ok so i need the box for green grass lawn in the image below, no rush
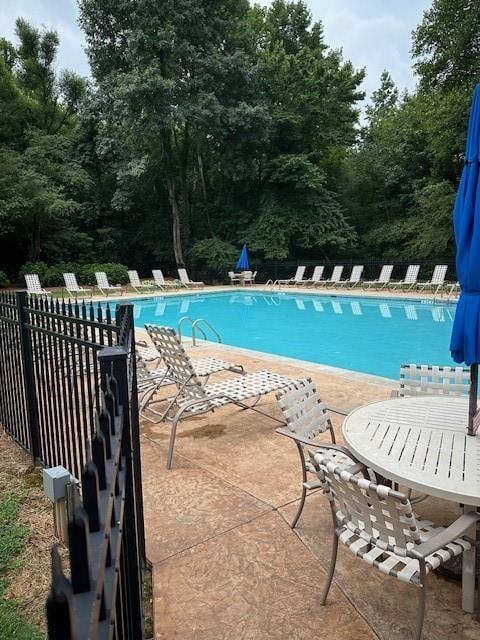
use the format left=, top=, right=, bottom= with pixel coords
left=0, top=493, right=44, bottom=640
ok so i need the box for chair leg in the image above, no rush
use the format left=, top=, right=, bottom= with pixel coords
left=414, top=563, right=427, bottom=640
left=320, top=528, right=339, bottom=605
left=291, top=443, right=308, bottom=529
left=166, top=408, right=185, bottom=469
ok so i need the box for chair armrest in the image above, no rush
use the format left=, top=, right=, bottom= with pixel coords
left=136, top=340, right=148, bottom=348
left=275, top=427, right=361, bottom=466
left=410, top=513, right=480, bottom=560
left=325, top=404, right=348, bottom=416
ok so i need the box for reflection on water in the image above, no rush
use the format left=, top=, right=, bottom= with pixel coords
left=379, top=303, right=391, bottom=318
left=331, top=300, right=342, bottom=314
left=351, top=301, right=362, bottom=316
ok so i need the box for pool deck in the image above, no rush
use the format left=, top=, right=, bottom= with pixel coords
left=137, top=332, right=477, bottom=640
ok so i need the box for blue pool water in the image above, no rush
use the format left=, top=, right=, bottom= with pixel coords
left=123, top=291, right=457, bottom=380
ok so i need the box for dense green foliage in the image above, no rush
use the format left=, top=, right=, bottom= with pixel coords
left=0, top=0, right=477, bottom=282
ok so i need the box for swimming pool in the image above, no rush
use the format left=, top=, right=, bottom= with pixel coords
left=125, top=291, right=457, bottom=380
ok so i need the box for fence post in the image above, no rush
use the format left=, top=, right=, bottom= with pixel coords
left=15, top=291, right=40, bottom=461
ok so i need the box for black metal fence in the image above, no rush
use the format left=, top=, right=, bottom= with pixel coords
left=0, top=291, right=145, bottom=639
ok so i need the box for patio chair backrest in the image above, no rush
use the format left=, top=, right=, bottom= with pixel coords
left=330, top=265, right=343, bottom=282
left=178, top=268, right=190, bottom=284
left=398, top=364, right=471, bottom=397
left=25, top=274, right=44, bottom=293
left=311, top=266, right=324, bottom=281
left=349, top=265, right=363, bottom=282
left=431, top=264, right=448, bottom=284
left=145, top=325, right=209, bottom=404
left=128, top=270, right=141, bottom=286
left=404, top=264, right=420, bottom=284
left=95, top=272, right=110, bottom=288
left=294, top=266, right=306, bottom=281
left=63, top=273, right=80, bottom=291
left=378, top=265, right=393, bottom=283
left=312, top=455, right=421, bottom=555
left=276, top=378, right=333, bottom=441
left=152, top=270, right=166, bottom=285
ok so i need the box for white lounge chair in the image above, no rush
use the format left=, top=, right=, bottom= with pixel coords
left=417, top=265, right=448, bottom=294
left=275, top=378, right=353, bottom=528
left=95, top=272, right=123, bottom=296
left=128, top=270, right=153, bottom=293
left=310, top=452, right=477, bottom=640
left=178, top=268, right=204, bottom=288
left=320, top=265, right=344, bottom=287
left=63, top=273, right=91, bottom=298
left=25, top=274, right=51, bottom=297
left=337, top=265, right=364, bottom=288
left=144, top=325, right=293, bottom=468
left=302, top=266, right=325, bottom=286
left=363, top=265, right=393, bottom=289
left=277, top=266, right=306, bottom=286
left=389, top=264, right=420, bottom=290
left=152, top=270, right=178, bottom=290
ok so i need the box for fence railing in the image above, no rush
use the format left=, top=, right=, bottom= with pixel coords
left=0, top=291, right=145, bottom=640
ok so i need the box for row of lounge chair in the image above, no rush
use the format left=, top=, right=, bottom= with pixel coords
left=24, top=268, right=204, bottom=297
left=276, top=264, right=452, bottom=294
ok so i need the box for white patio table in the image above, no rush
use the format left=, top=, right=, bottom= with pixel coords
left=342, top=395, right=480, bottom=613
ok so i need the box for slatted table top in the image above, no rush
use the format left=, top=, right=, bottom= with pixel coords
left=343, top=396, right=480, bottom=506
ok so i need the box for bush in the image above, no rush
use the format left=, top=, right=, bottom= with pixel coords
left=189, top=237, right=238, bottom=269
left=79, top=263, right=129, bottom=286
left=0, top=271, right=10, bottom=288
left=18, top=261, right=50, bottom=284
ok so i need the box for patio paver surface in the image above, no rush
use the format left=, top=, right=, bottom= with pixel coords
left=140, top=341, right=478, bottom=639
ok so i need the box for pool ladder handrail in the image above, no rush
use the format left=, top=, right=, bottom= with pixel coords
left=177, top=316, right=222, bottom=346
left=263, top=279, right=281, bottom=290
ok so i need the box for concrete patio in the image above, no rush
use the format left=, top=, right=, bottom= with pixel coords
left=139, top=340, right=478, bottom=640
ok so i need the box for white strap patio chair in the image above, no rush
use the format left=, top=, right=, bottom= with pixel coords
left=228, top=271, right=242, bottom=285
left=63, top=273, right=91, bottom=298
left=25, top=274, right=51, bottom=297
left=395, top=364, right=471, bottom=398
left=302, top=265, right=325, bottom=286
left=242, top=270, right=256, bottom=285
left=319, top=265, right=344, bottom=287
left=277, top=265, right=306, bottom=286
left=337, top=265, right=364, bottom=288
left=389, top=264, right=420, bottom=290
left=152, top=270, right=178, bottom=290
left=95, top=272, right=123, bottom=296
left=145, top=324, right=293, bottom=468
left=128, top=270, right=153, bottom=292
left=177, top=268, right=204, bottom=288
left=417, top=265, right=448, bottom=294
left=363, top=265, right=393, bottom=289
left=309, top=453, right=478, bottom=640
left=275, top=378, right=355, bottom=528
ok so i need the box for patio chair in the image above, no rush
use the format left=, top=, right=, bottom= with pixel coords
left=389, top=264, right=420, bottom=290
left=319, top=265, right=344, bottom=287
left=241, top=270, right=256, bottom=285
left=363, top=265, right=393, bottom=289
left=302, top=266, right=325, bottom=286
left=337, top=265, right=364, bottom=288
left=277, top=266, right=306, bottom=286
left=152, top=270, right=178, bottom=290
left=95, top=272, right=123, bottom=296
left=63, top=273, right=91, bottom=298
left=417, top=265, right=448, bottom=294
left=394, top=363, right=471, bottom=398
left=178, top=268, right=204, bottom=288
left=25, top=274, right=51, bottom=297
left=228, top=271, right=243, bottom=285
left=144, top=324, right=293, bottom=468
left=275, top=378, right=358, bottom=528
left=309, top=453, right=477, bottom=640
left=128, top=270, right=153, bottom=293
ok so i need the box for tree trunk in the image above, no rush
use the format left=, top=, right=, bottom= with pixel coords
left=167, top=178, right=184, bottom=267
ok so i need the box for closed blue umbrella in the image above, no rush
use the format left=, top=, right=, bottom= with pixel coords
left=450, top=83, right=480, bottom=434
left=236, top=244, right=249, bottom=271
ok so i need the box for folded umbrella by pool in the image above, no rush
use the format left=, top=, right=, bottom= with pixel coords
left=236, top=244, right=249, bottom=271
left=450, top=83, right=480, bottom=435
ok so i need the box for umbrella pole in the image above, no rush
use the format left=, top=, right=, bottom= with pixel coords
left=468, top=363, right=478, bottom=435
